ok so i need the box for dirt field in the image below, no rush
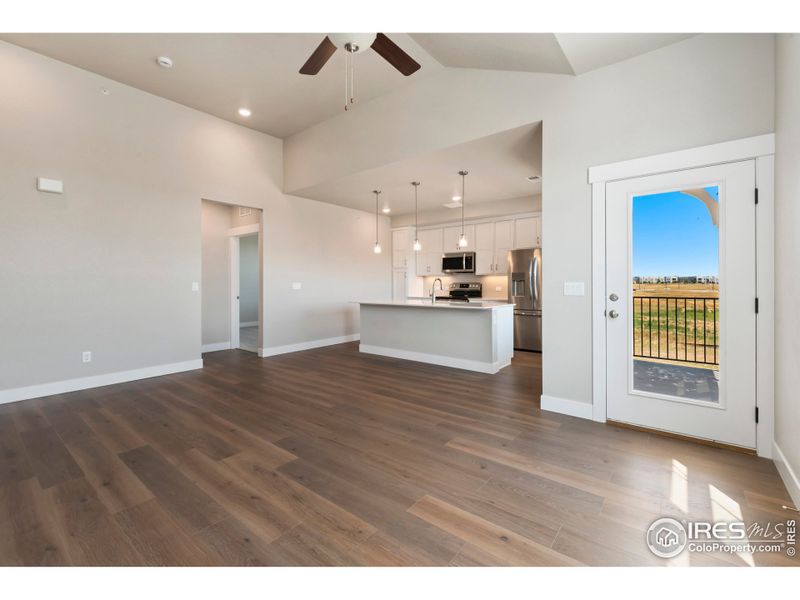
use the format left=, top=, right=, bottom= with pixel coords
left=632, top=283, right=719, bottom=298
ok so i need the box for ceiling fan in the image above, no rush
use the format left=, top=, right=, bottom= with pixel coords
left=299, top=33, right=421, bottom=77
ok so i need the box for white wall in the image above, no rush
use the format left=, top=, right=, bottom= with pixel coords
left=390, top=195, right=540, bottom=228
left=239, top=234, right=259, bottom=324
left=0, top=40, right=391, bottom=395
left=774, top=34, right=800, bottom=504
left=285, top=34, right=775, bottom=408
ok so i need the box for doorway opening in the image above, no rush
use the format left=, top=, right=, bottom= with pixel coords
left=200, top=200, right=263, bottom=355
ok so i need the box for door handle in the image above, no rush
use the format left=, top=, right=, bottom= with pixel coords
left=608, top=309, right=619, bottom=319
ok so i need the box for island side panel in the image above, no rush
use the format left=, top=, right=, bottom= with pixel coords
left=492, top=305, right=515, bottom=369
left=359, top=304, right=497, bottom=372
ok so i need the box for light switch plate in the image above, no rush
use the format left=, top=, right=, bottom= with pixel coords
left=563, top=281, right=585, bottom=296
left=292, top=282, right=302, bottom=290
left=37, top=177, right=64, bottom=194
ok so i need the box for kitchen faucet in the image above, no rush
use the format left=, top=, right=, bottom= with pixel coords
left=430, top=278, right=444, bottom=303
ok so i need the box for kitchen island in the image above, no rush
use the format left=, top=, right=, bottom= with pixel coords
left=357, top=299, right=514, bottom=373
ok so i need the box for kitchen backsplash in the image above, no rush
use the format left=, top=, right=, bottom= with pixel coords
left=421, top=274, right=508, bottom=299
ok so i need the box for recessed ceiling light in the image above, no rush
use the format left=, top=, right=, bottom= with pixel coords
left=382, top=207, right=391, bottom=214
left=452, top=195, right=462, bottom=202
left=238, top=108, right=252, bottom=117
left=527, top=175, right=541, bottom=182
left=156, top=56, right=173, bottom=69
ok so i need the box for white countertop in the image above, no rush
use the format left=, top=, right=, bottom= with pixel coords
left=357, top=299, right=514, bottom=310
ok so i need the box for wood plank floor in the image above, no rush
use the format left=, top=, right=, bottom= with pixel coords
left=0, top=343, right=796, bottom=566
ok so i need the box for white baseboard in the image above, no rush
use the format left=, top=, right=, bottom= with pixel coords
left=540, top=394, right=594, bottom=420
left=0, top=359, right=204, bottom=406
left=359, top=344, right=509, bottom=374
left=240, top=321, right=258, bottom=328
left=201, top=341, right=231, bottom=353
left=259, top=334, right=360, bottom=357
left=773, top=441, right=800, bottom=510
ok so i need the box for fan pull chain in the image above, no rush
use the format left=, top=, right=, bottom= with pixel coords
left=344, top=50, right=349, bottom=111
left=350, top=51, right=355, bottom=105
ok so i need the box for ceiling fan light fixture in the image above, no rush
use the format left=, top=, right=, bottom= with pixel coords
left=328, top=33, right=377, bottom=54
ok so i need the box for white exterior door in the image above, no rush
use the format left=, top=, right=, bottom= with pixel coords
left=605, top=160, right=757, bottom=449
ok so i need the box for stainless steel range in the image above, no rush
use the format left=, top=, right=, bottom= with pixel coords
left=448, top=282, right=481, bottom=301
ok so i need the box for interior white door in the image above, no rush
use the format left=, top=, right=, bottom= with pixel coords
left=606, top=160, right=756, bottom=448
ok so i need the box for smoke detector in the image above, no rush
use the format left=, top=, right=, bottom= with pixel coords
left=156, top=56, right=174, bottom=69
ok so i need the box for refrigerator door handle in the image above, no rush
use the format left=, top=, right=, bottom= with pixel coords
left=533, top=255, right=540, bottom=305
left=528, top=258, right=534, bottom=300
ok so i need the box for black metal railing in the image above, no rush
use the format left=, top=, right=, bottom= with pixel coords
left=632, top=296, right=719, bottom=365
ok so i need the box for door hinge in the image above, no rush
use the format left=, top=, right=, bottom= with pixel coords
left=755, top=406, right=760, bottom=423
left=755, top=297, right=759, bottom=314
left=755, top=187, right=759, bottom=204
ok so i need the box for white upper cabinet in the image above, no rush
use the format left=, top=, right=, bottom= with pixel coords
left=494, top=220, right=514, bottom=274
left=392, top=228, right=412, bottom=270
left=474, top=222, right=495, bottom=275
left=443, top=224, right=475, bottom=252
left=410, top=213, right=540, bottom=277
left=514, top=216, right=542, bottom=249
left=415, top=228, right=444, bottom=276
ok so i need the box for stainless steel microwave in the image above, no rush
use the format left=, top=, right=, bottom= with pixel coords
left=442, top=252, right=476, bottom=274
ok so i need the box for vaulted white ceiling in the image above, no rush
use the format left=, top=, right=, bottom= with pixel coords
left=0, top=33, right=443, bottom=138
left=1, top=33, right=695, bottom=138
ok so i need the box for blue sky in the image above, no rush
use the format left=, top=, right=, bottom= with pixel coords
left=632, top=187, right=719, bottom=277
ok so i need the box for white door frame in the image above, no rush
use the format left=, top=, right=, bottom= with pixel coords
left=588, top=134, right=774, bottom=458
left=229, top=223, right=260, bottom=352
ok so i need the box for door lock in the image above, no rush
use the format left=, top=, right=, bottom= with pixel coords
left=608, top=309, right=619, bottom=319
left=609, top=293, right=619, bottom=302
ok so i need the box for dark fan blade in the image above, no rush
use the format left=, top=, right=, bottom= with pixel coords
left=371, top=33, right=421, bottom=76
left=299, top=36, right=337, bottom=75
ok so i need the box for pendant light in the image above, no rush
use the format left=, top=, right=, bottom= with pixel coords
left=372, top=189, right=382, bottom=254
left=411, top=181, right=422, bottom=251
left=458, top=170, right=469, bottom=248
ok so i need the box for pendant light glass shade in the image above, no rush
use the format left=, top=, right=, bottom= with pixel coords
left=458, top=170, right=468, bottom=248
left=372, top=190, right=382, bottom=254
left=411, top=181, right=421, bottom=251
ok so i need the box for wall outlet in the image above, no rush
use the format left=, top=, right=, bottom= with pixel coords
left=191, top=281, right=200, bottom=292
left=291, top=282, right=302, bottom=290
left=82, top=351, right=92, bottom=363
left=495, top=286, right=503, bottom=292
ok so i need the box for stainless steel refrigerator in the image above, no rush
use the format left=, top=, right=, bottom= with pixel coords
left=508, top=248, right=542, bottom=351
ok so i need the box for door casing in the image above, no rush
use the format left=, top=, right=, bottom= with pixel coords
left=588, top=134, right=775, bottom=457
